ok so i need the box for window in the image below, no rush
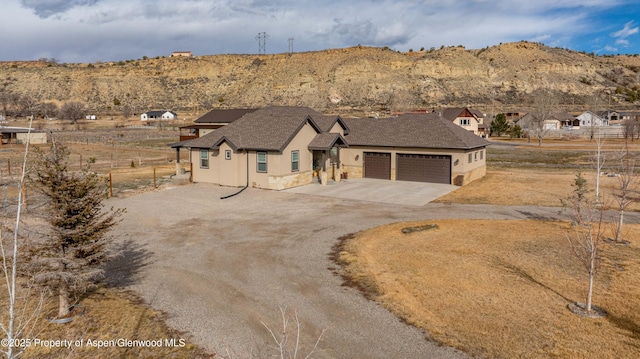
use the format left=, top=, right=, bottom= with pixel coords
left=225, top=150, right=231, bottom=160
left=200, top=149, right=209, bottom=168
left=468, top=153, right=472, bottom=163
left=257, top=152, right=267, bottom=172
left=460, top=118, right=471, bottom=126
left=480, top=150, right=484, bottom=160
left=291, top=150, right=300, bottom=172
left=474, top=152, right=478, bottom=161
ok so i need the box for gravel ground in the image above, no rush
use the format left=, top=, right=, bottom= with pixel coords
left=106, top=183, right=640, bottom=358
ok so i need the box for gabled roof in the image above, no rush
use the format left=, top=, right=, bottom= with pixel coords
left=343, top=113, right=490, bottom=150
left=194, top=108, right=258, bottom=124
left=440, top=108, right=478, bottom=122
left=183, top=106, right=323, bottom=152
left=550, top=112, right=576, bottom=121
left=143, top=110, right=176, bottom=117
left=313, top=115, right=350, bottom=134
left=308, top=132, right=348, bottom=150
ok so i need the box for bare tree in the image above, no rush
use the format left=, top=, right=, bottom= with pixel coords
left=561, top=172, right=606, bottom=317
left=609, top=140, right=639, bottom=244
left=18, top=95, right=41, bottom=122
left=40, top=102, right=58, bottom=120
left=529, top=88, right=559, bottom=146
left=59, top=101, right=87, bottom=124
left=586, top=94, right=601, bottom=142
left=1, top=118, right=44, bottom=359
left=28, top=140, right=124, bottom=318
left=593, top=130, right=606, bottom=201
left=261, top=306, right=328, bottom=359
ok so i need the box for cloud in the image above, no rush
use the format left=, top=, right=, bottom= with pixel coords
left=612, top=20, right=639, bottom=39
left=21, top=0, right=99, bottom=18
left=615, top=39, right=629, bottom=46
left=2, top=0, right=637, bottom=62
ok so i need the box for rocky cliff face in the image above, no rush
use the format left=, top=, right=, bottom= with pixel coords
left=1, top=42, right=639, bottom=116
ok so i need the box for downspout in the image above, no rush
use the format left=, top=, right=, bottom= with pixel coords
left=220, top=150, right=249, bottom=200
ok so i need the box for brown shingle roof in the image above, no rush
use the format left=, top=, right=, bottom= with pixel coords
left=194, top=108, right=258, bottom=124
left=308, top=132, right=348, bottom=150
left=313, top=115, right=350, bottom=134
left=440, top=108, right=471, bottom=121
left=343, top=113, right=490, bottom=150
left=184, top=106, right=322, bottom=151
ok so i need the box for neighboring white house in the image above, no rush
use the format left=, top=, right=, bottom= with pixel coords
left=171, top=51, right=192, bottom=57
left=141, top=111, right=178, bottom=121
left=577, top=111, right=607, bottom=127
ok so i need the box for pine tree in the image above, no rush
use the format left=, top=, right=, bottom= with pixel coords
left=490, top=113, right=510, bottom=136
left=29, top=140, right=124, bottom=318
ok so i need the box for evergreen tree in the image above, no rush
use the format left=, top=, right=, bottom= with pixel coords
left=490, top=113, right=510, bottom=136
left=29, top=141, right=124, bottom=318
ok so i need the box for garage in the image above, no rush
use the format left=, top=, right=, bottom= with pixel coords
left=396, top=154, right=451, bottom=184
left=363, top=152, right=391, bottom=179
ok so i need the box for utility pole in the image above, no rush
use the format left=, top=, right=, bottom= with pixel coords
left=288, top=37, right=294, bottom=54
left=255, top=32, right=269, bottom=55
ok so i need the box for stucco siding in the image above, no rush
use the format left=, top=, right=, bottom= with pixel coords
left=341, top=146, right=486, bottom=186
left=329, top=122, right=345, bottom=136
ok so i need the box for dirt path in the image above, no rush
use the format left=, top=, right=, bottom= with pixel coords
left=107, top=183, right=639, bottom=358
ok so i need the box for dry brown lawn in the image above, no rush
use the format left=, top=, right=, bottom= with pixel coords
left=436, top=167, right=640, bottom=211
left=0, top=287, right=212, bottom=358
left=435, top=168, right=576, bottom=207
left=339, top=220, right=640, bottom=359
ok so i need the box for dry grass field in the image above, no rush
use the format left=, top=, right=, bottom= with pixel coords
left=338, top=137, right=640, bottom=358
left=0, top=127, right=207, bottom=357
left=338, top=220, right=640, bottom=359
left=0, top=286, right=212, bottom=358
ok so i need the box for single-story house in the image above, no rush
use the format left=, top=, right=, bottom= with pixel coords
left=179, top=108, right=257, bottom=141
left=171, top=51, right=193, bottom=57
left=173, top=106, right=490, bottom=190
left=439, top=108, right=484, bottom=136
left=141, top=111, right=178, bottom=121
left=516, top=112, right=577, bottom=130
left=577, top=111, right=607, bottom=127
left=0, top=126, right=47, bottom=145
left=619, top=111, right=640, bottom=122
left=597, top=110, right=620, bottom=123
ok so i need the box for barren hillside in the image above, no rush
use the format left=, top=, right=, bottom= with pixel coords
left=1, top=42, right=639, bottom=116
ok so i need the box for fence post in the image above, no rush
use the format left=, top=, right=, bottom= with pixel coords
left=109, top=172, right=113, bottom=198
left=153, top=168, right=157, bottom=189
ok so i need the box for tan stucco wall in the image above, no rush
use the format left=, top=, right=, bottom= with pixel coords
left=341, top=146, right=487, bottom=186
left=329, top=122, right=345, bottom=135
left=192, top=122, right=317, bottom=190
left=200, top=128, right=216, bottom=137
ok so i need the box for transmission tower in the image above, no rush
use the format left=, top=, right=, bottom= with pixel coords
left=255, top=32, right=269, bottom=55
left=288, top=37, right=294, bottom=54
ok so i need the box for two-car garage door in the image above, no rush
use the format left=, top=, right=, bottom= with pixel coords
left=363, top=152, right=451, bottom=184
left=396, top=154, right=451, bottom=184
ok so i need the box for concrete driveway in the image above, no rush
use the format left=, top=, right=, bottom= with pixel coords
left=283, top=178, right=458, bottom=206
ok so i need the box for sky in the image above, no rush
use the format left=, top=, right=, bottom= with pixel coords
left=1, top=0, right=639, bottom=63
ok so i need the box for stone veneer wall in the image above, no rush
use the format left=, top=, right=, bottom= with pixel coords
left=268, top=171, right=313, bottom=190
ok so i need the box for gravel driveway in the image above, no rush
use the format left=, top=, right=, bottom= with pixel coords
left=107, top=183, right=640, bottom=358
